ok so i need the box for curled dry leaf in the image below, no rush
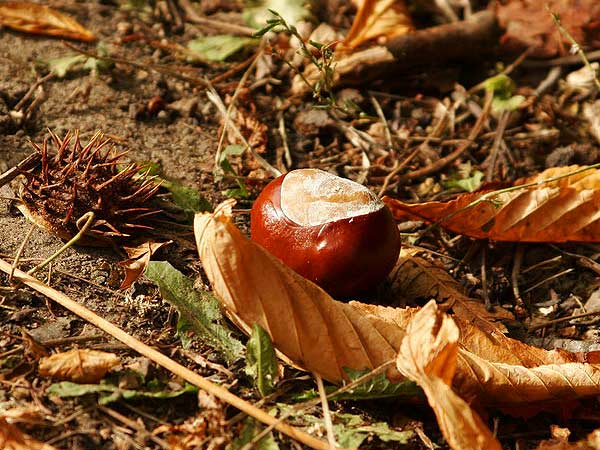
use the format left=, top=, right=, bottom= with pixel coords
left=391, top=248, right=513, bottom=332
left=453, top=314, right=600, bottom=406
left=0, top=418, right=58, bottom=450
left=384, top=166, right=600, bottom=242
left=535, top=428, right=600, bottom=450
left=343, top=0, right=414, bottom=50
left=195, top=202, right=600, bottom=407
left=454, top=348, right=600, bottom=407
left=396, top=301, right=502, bottom=450
left=119, top=240, right=172, bottom=289
left=0, top=2, right=95, bottom=42
left=39, top=349, right=120, bottom=383
left=195, top=200, right=408, bottom=383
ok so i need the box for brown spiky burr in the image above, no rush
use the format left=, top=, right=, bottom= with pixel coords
left=18, top=130, right=161, bottom=244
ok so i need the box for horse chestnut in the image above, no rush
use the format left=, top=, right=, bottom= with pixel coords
left=250, top=169, right=401, bottom=298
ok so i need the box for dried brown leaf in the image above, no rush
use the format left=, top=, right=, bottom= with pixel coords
left=0, top=418, right=58, bottom=450
left=118, top=240, right=172, bottom=289
left=0, top=2, right=95, bottom=42
left=194, top=200, right=407, bottom=383
left=536, top=429, right=600, bottom=450
left=194, top=201, right=600, bottom=409
left=396, top=301, right=502, bottom=450
left=384, top=166, right=600, bottom=242
left=454, top=348, right=600, bottom=407
left=343, top=0, right=414, bottom=50
left=39, top=349, right=120, bottom=383
left=496, top=0, right=600, bottom=58
left=391, top=248, right=513, bottom=332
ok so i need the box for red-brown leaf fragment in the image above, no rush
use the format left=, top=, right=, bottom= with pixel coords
left=119, top=240, right=172, bottom=289
left=496, top=0, right=600, bottom=58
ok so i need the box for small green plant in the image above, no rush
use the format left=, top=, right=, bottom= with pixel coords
left=482, top=73, right=525, bottom=113
left=219, top=145, right=249, bottom=199
left=255, top=10, right=358, bottom=116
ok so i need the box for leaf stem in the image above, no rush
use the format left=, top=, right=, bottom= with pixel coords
left=548, top=7, right=600, bottom=91
left=28, top=211, right=95, bottom=275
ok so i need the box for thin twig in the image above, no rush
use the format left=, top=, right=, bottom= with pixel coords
left=239, top=360, right=397, bottom=447
left=179, top=0, right=255, bottom=36
left=0, top=152, right=41, bottom=189
left=10, top=224, right=35, bottom=282
left=315, top=373, right=337, bottom=450
left=99, top=405, right=169, bottom=449
left=486, top=109, right=510, bottom=181
left=522, top=268, right=574, bottom=294
left=0, top=259, right=330, bottom=450
left=397, top=91, right=492, bottom=184
left=480, top=247, right=491, bottom=312
left=511, top=245, right=525, bottom=309
left=529, top=309, right=600, bottom=331
left=13, top=72, right=55, bottom=112
left=64, top=42, right=209, bottom=87
left=206, top=72, right=281, bottom=178
left=549, top=7, right=600, bottom=91
left=369, top=93, right=394, bottom=153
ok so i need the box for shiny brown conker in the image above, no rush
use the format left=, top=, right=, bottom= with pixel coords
left=250, top=169, right=401, bottom=298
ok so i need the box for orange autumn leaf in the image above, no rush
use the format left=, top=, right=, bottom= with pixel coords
left=193, top=201, right=600, bottom=410
left=0, top=2, right=95, bottom=42
left=343, top=0, right=414, bottom=50
left=0, top=418, right=58, bottom=450
left=39, top=349, right=119, bottom=383
left=119, top=240, right=172, bottom=289
left=396, top=301, right=502, bottom=450
left=384, top=165, right=600, bottom=242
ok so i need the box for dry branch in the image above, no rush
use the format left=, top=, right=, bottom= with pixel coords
left=293, top=11, right=500, bottom=93
left=0, top=258, right=332, bottom=450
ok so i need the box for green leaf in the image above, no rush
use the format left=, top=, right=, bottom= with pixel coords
left=245, top=324, right=278, bottom=397
left=230, top=418, right=280, bottom=450
left=145, top=261, right=244, bottom=364
left=47, top=381, right=197, bottom=405
left=296, top=410, right=414, bottom=448
left=492, top=94, right=525, bottom=112
left=219, top=145, right=246, bottom=164
left=294, top=368, right=420, bottom=401
left=445, top=170, right=484, bottom=193
left=162, top=179, right=212, bottom=222
left=338, top=368, right=421, bottom=400
left=483, top=74, right=524, bottom=112
left=188, top=35, right=256, bottom=62
left=45, top=55, right=86, bottom=78
left=333, top=417, right=414, bottom=448
left=483, top=73, right=515, bottom=98
left=244, top=0, right=310, bottom=30
left=219, top=145, right=249, bottom=199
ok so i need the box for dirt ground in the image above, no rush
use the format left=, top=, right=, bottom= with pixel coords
left=3, top=1, right=600, bottom=449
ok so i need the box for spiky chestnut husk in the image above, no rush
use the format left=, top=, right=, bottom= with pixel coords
left=18, top=130, right=161, bottom=245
